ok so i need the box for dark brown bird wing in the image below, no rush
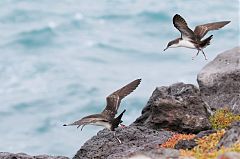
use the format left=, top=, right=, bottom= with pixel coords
left=194, top=21, right=230, bottom=40
left=101, top=79, right=141, bottom=119
left=173, top=14, right=196, bottom=41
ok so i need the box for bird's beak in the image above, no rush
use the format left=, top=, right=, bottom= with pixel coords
left=163, top=47, right=168, bottom=51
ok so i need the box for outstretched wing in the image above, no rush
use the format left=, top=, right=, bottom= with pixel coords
left=101, top=79, right=141, bottom=119
left=63, top=114, right=107, bottom=128
left=194, top=21, right=230, bottom=40
left=173, top=14, right=196, bottom=41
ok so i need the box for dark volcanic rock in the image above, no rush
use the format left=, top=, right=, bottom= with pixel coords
left=197, top=47, right=240, bottom=114
left=217, top=121, right=240, bottom=149
left=174, top=139, right=197, bottom=150
left=0, top=152, right=69, bottom=159
left=133, top=82, right=211, bottom=133
left=73, top=126, right=173, bottom=159
left=196, top=129, right=217, bottom=138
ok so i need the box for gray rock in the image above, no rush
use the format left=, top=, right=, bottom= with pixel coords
left=0, top=152, right=69, bottom=159
left=217, top=152, right=240, bottom=159
left=133, top=83, right=211, bottom=133
left=73, top=126, right=173, bottom=159
left=217, top=121, right=240, bottom=149
left=197, top=47, right=240, bottom=114
left=174, top=139, right=197, bottom=150
left=123, top=148, right=179, bottom=159
left=195, top=129, right=217, bottom=138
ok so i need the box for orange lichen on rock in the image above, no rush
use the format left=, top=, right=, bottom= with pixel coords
left=178, top=108, right=240, bottom=159
left=209, top=108, right=240, bottom=130
left=160, top=133, right=196, bottom=148
left=179, top=129, right=240, bottom=159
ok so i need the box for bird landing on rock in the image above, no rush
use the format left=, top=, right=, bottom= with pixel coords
left=63, top=79, right=141, bottom=143
left=164, top=14, right=230, bottom=60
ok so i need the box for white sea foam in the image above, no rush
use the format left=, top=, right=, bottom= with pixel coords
left=74, top=13, right=84, bottom=20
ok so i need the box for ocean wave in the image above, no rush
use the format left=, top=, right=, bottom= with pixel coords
left=97, top=11, right=169, bottom=23
left=137, top=11, right=170, bottom=22
left=98, top=14, right=133, bottom=21
left=0, top=9, right=45, bottom=23
left=7, top=27, right=56, bottom=48
left=96, top=42, right=132, bottom=53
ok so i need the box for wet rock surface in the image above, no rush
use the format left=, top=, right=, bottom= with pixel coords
left=0, top=152, right=69, bottom=159
left=197, top=47, right=240, bottom=114
left=133, top=82, right=211, bottom=133
left=73, top=126, right=173, bottom=159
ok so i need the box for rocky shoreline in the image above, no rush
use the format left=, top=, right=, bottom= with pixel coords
left=74, top=47, right=240, bottom=159
left=1, top=47, right=240, bottom=159
left=0, top=152, right=69, bottom=159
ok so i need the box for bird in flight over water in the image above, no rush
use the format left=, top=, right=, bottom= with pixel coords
left=164, top=14, right=230, bottom=60
left=63, top=79, right=141, bottom=143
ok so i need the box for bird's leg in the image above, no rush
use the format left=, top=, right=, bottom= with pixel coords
left=201, top=50, right=208, bottom=60
left=192, top=50, right=200, bottom=60
left=81, top=125, right=86, bottom=131
left=77, top=125, right=85, bottom=131
left=113, top=131, right=122, bottom=144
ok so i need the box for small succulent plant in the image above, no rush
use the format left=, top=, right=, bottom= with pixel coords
left=209, top=108, right=240, bottom=130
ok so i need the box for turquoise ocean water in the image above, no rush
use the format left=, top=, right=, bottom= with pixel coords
left=0, top=0, right=239, bottom=157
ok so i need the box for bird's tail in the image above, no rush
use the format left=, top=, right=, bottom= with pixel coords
left=200, top=35, right=213, bottom=48
left=111, top=109, right=126, bottom=130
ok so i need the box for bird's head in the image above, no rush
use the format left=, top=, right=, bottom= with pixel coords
left=163, top=39, right=180, bottom=51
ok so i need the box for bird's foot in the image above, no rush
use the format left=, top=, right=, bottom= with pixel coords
left=192, top=54, right=199, bottom=60
left=119, top=124, right=126, bottom=128
left=78, top=125, right=85, bottom=131
left=192, top=50, right=200, bottom=60
left=201, top=50, right=208, bottom=60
